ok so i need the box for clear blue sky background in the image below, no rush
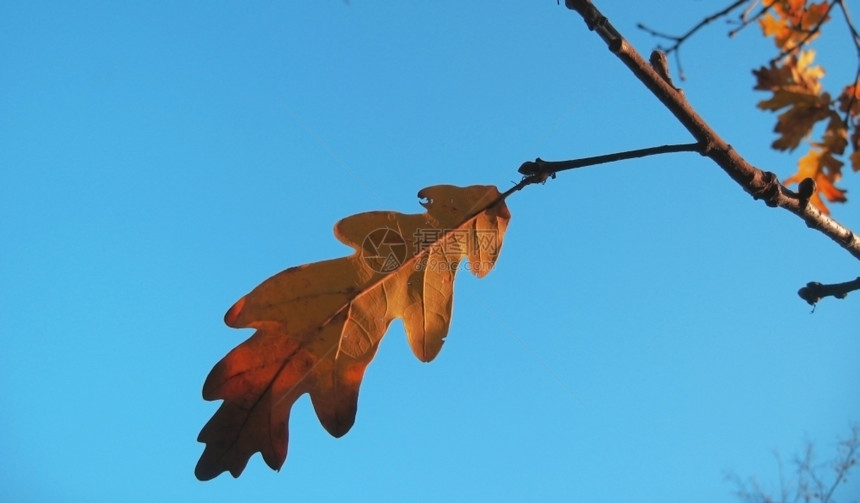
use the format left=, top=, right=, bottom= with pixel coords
left=2, top=1, right=858, bottom=501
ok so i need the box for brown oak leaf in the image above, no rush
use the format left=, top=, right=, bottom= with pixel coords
left=195, top=184, right=511, bottom=480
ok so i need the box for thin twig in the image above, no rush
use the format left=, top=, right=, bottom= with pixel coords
left=725, top=426, right=859, bottom=502
left=740, top=0, right=762, bottom=25
left=835, top=0, right=860, bottom=49
left=500, top=143, right=703, bottom=201
left=637, top=0, right=748, bottom=80
left=821, top=426, right=860, bottom=503
left=843, top=67, right=860, bottom=127
left=637, top=0, right=747, bottom=53
left=518, top=143, right=702, bottom=178
left=836, top=0, right=860, bottom=124
left=729, top=2, right=771, bottom=38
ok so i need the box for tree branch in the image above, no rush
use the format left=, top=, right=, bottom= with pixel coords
left=563, top=0, right=860, bottom=265
left=501, top=143, right=702, bottom=200
left=797, top=277, right=860, bottom=306
left=728, top=2, right=772, bottom=39
left=518, top=142, right=702, bottom=179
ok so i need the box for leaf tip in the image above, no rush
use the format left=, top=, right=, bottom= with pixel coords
left=224, top=297, right=246, bottom=327
left=193, top=459, right=219, bottom=481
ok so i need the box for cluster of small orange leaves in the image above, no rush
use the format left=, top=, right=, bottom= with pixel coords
left=754, top=0, right=859, bottom=213
left=760, top=0, right=831, bottom=49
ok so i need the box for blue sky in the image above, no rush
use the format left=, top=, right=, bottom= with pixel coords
left=2, top=1, right=858, bottom=501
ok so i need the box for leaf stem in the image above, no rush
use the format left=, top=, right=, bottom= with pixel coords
left=520, top=142, right=702, bottom=177
left=500, top=142, right=703, bottom=201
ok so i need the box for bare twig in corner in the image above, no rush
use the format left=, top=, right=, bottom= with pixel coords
left=726, top=425, right=860, bottom=503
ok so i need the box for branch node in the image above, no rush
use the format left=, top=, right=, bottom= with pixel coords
left=797, top=177, right=815, bottom=201
left=752, top=171, right=781, bottom=207
left=518, top=158, right=556, bottom=185
left=798, top=281, right=823, bottom=306
left=795, top=177, right=816, bottom=210
left=699, top=141, right=718, bottom=157
left=566, top=0, right=623, bottom=51
left=649, top=50, right=681, bottom=92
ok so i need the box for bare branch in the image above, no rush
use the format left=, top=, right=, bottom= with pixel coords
left=500, top=142, right=702, bottom=201
left=835, top=0, right=860, bottom=125
left=517, top=142, right=702, bottom=179
left=835, top=0, right=860, bottom=51
left=729, top=2, right=772, bottom=38
left=725, top=426, right=860, bottom=503
left=821, top=425, right=860, bottom=503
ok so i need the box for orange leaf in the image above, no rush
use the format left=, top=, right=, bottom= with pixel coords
left=817, top=172, right=847, bottom=203
left=759, top=1, right=830, bottom=50
left=754, top=52, right=830, bottom=151
left=760, top=11, right=789, bottom=42
left=784, top=147, right=847, bottom=213
left=195, top=184, right=511, bottom=480
left=769, top=93, right=831, bottom=151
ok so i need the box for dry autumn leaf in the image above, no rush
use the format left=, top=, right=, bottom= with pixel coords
left=195, top=184, right=511, bottom=480
left=785, top=147, right=847, bottom=212
left=754, top=51, right=829, bottom=152
left=759, top=0, right=830, bottom=51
